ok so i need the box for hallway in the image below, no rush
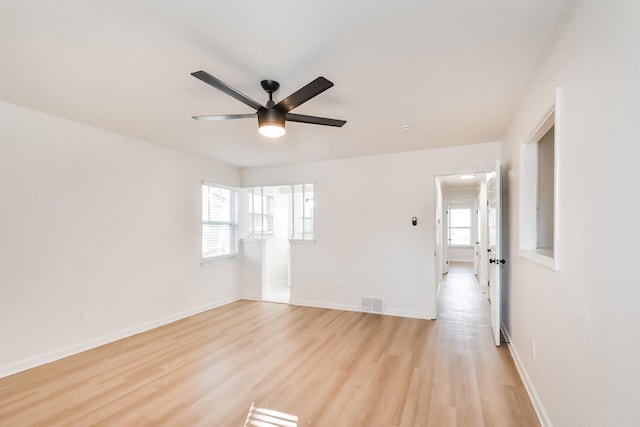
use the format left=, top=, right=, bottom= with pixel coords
left=431, top=262, right=538, bottom=426
left=439, top=262, right=491, bottom=330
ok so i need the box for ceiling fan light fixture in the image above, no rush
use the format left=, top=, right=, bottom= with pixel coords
left=259, top=124, right=286, bottom=138
left=191, top=71, right=346, bottom=137
left=258, top=108, right=286, bottom=138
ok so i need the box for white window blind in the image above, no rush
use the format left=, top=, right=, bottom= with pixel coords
left=448, top=206, right=472, bottom=246
left=202, top=184, right=238, bottom=260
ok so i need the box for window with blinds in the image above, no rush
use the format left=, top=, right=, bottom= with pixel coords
left=447, top=201, right=475, bottom=246
left=202, top=184, right=238, bottom=261
left=448, top=207, right=472, bottom=245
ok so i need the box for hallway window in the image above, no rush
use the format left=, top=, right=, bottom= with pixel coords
left=448, top=207, right=472, bottom=246
left=202, top=183, right=238, bottom=261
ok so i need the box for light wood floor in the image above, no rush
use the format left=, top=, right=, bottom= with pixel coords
left=0, top=264, right=539, bottom=426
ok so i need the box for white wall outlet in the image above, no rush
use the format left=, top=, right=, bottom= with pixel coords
left=76, top=311, right=86, bottom=324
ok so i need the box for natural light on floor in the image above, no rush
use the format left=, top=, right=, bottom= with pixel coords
left=244, top=402, right=299, bottom=427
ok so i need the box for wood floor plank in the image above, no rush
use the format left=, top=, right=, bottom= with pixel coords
left=0, top=264, right=539, bottom=426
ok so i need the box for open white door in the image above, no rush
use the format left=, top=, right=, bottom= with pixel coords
left=487, top=160, right=503, bottom=346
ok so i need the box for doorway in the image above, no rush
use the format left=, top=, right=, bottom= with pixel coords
left=261, top=186, right=291, bottom=303
left=435, top=172, right=490, bottom=311
left=248, top=184, right=315, bottom=304
left=434, top=164, right=503, bottom=346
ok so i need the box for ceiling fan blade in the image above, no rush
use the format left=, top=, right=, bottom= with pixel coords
left=191, top=71, right=263, bottom=111
left=192, top=113, right=256, bottom=121
left=286, top=113, right=346, bottom=127
left=275, top=77, right=334, bottom=112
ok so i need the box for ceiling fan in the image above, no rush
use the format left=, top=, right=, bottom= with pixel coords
left=191, top=70, right=346, bottom=138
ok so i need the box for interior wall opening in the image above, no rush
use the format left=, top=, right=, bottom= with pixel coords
left=247, top=184, right=315, bottom=304
left=435, top=172, right=491, bottom=311
left=262, top=186, right=291, bottom=303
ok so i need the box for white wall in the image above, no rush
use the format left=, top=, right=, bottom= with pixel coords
left=502, top=1, right=640, bottom=426
left=442, top=186, right=479, bottom=200
left=239, top=239, right=264, bottom=301
left=242, top=142, right=501, bottom=319
left=0, top=101, right=241, bottom=377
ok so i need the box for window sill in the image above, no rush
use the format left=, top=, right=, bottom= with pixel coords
left=242, top=237, right=270, bottom=243
left=289, top=239, right=316, bottom=245
left=200, top=254, right=238, bottom=266
left=520, top=249, right=558, bottom=271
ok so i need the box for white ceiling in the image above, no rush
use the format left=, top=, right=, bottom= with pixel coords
left=440, top=173, right=484, bottom=190
left=0, top=0, right=575, bottom=168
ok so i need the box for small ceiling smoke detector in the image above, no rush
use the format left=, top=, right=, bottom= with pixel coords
left=460, top=174, right=475, bottom=180
left=400, top=124, right=411, bottom=132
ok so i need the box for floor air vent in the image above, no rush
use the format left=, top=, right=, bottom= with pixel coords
left=371, top=298, right=383, bottom=314
left=361, top=296, right=383, bottom=314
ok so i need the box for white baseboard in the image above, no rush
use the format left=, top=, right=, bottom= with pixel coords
left=385, top=307, right=430, bottom=320
left=289, top=298, right=430, bottom=320
left=289, top=298, right=359, bottom=313
left=502, top=326, right=552, bottom=427
left=266, top=280, right=288, bottom=289
left=0, top=296, right=240, bottom=379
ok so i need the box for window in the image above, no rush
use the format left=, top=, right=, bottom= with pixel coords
left=520, top=96, right=559, bottom=270
left=292, top=184, right=314, bottom=240
left=246, top=184, right=314, bottom=241
left=446, top=200, right=475, bottom=247
left=248, top=187, right=274, bottom=237
left=448, top=207, right=472, bottom=246
left=202, top=183, right=238, bottom=261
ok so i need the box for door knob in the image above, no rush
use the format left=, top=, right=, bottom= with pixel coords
left=489, top=258, right=495, bottom=264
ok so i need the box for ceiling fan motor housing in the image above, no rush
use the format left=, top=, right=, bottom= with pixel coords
left=258, top=107, right=286, bottom=129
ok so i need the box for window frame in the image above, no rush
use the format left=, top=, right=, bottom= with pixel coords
left=201, top=182, right=238, bottom=263
left=446, top=200, right=476, bottom=248
left=519, top=90, right=560, bottom=271
left=245, top=183, right=315, bottom=242
left=291, top=183, right=314, bottom=241
left=248, top=187, right=274, bottom=238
